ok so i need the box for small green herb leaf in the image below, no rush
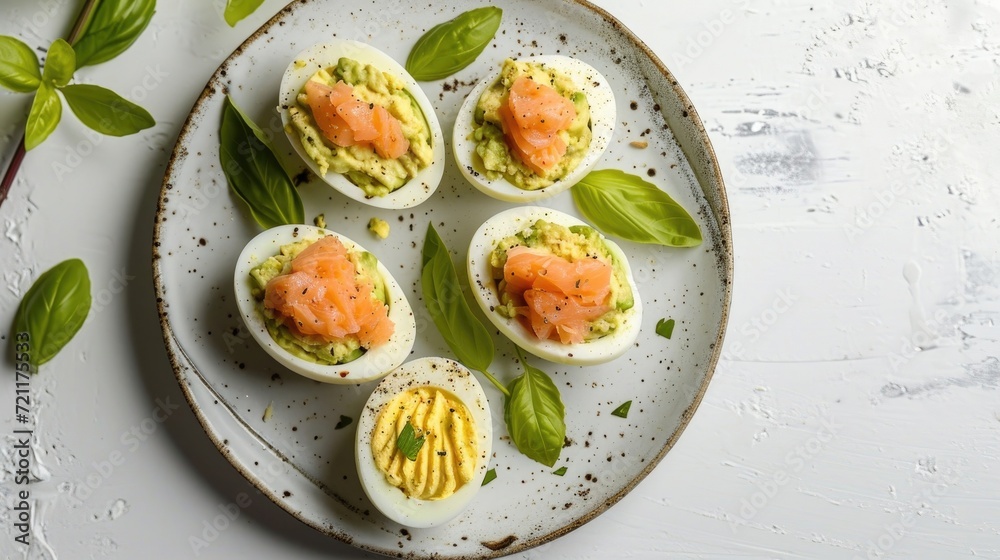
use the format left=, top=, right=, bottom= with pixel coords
left=655, top=318, right=675, bottom=339
left=25, top=83, right=61, bottom=151
left=14, top=259, right=92, bottom=369
left=482, top=468, right=497, bottom=486
left=406, top=6, right=502, bottom=81
left=219, top=95, right=304, bottom=229
left=420, top=223, right=496, bottom=373
left=572, top=169, right=702, bottom=247
left=504, top=348, right=566, bottom=467
left=553, top=466, right=568, bottom=476
left=334, top=415, right=352, bottom=430
left=73, top=0, right=156, bottom=68
left=224, top=0, right=266, bottom=27
left=0, top=36, right=41, bottom=92
left=41, top=39, right=75, bottom=88
left=61, top=84, right=154, bottom=136
left=611, top=400, right=632, bottom=419
left=396, top=421, right=425, bottom=461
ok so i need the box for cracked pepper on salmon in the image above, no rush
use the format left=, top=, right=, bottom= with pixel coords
left=263, top=236, right=394, bottom=348
left=501, top=245, right=613, bottom=344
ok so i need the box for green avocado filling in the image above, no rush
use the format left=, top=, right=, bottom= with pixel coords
left=488, top=220, right=633, bottom=341
left=287, top=57, right=433, bottom=198
left=472, top=58, right=592, bottom=191
left=249, top=237, right=389, bottom=365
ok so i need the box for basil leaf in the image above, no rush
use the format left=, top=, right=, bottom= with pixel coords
left=41, top=39, right=75, bottom=88
left=504, top=349, right=565, bottom=467
left=611, top=400, right=632, bottom=419
left=73, top=0, right=156, bottom=68
left=14, top=259, right=92, bottom=369
left=396, top=421, right=425, bottom=461
left=219, top=95, right=304, bottom=229
left=25, top=83, right=61, bottom=151
left=0, top=36, right=41, bottom=92
left=334, top=415, right=352, bottom=430
left=552, top=466, right=568, bottom=476
left=572, top=169, right=703, bottom=247
left=406, top=6, right=502, bottom=81
left=224, top=0, right=266, bottom=27
left=420, top=223, right=495, bottom=373
left=61, top=84, right=154, bottom=136
left=655, top=318, right=675, bottom=339
left=481, top=468, right=497, bottom=486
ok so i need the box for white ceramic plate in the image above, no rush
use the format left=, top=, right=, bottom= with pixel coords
left=153, top=1, right=732, bottom=557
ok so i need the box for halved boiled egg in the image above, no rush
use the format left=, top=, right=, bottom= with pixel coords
left=355, top=357, right=493, bottom=528
left=453, top=56, right=616, bottom=203
left=278, top=40, right=445, bottom=209
left=234, top=224, right=416, bottom=384
left=467, top=206, right=642, bottom=366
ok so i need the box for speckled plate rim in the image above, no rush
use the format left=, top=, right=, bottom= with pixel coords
left=152, top=0, right=734, bottom=557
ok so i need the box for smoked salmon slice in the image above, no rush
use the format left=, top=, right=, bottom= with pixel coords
left=336, top=100, right=380, bottom=142
left=508, top=76, right=576, bottom=135
left=501, top=245, right=612, bottom=344
left=304, top=79, right=410, bottom=158
left=371, top=105, right=409, bottom=159
left=305, top=80, right=358, bottom=147
left=499, top=76, right=577, bottom=175
left=263, top=236, right=393, bottom=348
left=520, top=289, right=611, bottom=344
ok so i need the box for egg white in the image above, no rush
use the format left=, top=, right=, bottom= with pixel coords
left=452, top=55, right=616, bottom=203
left=233, top=224, right=416, bottom=384
left=278, top=40, right=445, bottom=209
left=355, top=357, right=493, bottom=528
left=467, top=206, right=642, bottom=366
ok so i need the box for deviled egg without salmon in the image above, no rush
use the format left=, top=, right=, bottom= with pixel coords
left=356, top=357, right=492, bottom=528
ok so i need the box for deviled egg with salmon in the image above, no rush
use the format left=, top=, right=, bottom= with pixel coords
left=356, top=357, right=492, bottom=528
left=453, top=56, right=615, bottom=202
left=234, top=224, right=416, bottom=384
left=468, top=207, right=642, bottom=365
left=279, top=40, right=445, bottom=209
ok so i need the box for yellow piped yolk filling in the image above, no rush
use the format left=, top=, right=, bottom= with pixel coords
left=371, top=386, right=478, bottom=501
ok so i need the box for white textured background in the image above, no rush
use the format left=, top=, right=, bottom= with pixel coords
left=1, top=0, right=998, bottom=558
